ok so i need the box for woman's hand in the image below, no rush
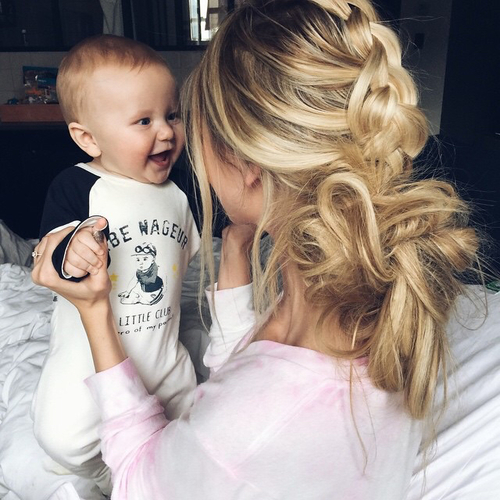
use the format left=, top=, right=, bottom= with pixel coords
left=32, top=217, right=111, bottom=312
left=32, top=217, right=126, bottom=372
left=218, top=223, right=256, bottom=290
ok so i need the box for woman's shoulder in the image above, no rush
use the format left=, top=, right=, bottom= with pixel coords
left=197, top=339, right=395, bottom=408
left=191, top=340, right=348, bottom=425
left=190, top=340, right=410, bottom=450
left=222, top=339, right=367, bottom=385
left=184, top=341, right=419, bottom=498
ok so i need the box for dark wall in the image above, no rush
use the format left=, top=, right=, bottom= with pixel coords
left=375, top=0, right=401, bottom=20
left=440, top=0, right=499, bottom=142
left=439, top=0, right=500, bottom=270
left=0, top=127, right=89, bottom=239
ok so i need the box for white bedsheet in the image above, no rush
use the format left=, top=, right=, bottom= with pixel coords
left=0, top=261, right=499, bottom=499
left=408, top=289, right=500, bottom=499
left=0, top=264, right=103, bottom=500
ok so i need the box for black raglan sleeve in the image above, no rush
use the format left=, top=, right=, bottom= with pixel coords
left=40, top=166, right=108, bottom=280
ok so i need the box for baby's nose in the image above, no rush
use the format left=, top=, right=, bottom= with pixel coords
left=158, top=121, right=174, bottom=141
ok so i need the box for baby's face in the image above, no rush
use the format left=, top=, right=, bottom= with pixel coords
left=84, top=64, right=185, bottom=184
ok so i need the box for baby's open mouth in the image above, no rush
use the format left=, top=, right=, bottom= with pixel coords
left=149, top=151, right=169, bottom=166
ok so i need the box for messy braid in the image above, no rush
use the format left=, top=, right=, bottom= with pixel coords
left=183, top=0, right=479, bottom=419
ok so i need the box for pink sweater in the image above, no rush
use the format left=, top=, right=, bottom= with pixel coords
left=86, top=285, right=421, bottom=499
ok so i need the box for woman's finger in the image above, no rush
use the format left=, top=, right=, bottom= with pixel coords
left=36, top=226, right=75, bottom=258
left=32, top=226, right=77, bottom=285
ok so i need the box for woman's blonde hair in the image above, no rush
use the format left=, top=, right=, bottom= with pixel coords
left=182, top=0, right=479, bottom=419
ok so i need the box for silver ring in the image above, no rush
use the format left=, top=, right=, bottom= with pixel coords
left=32, top=251, right=42, bottom=258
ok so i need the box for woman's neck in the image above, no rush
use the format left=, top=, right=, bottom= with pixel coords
left=254, top=262, right=348, bottom=353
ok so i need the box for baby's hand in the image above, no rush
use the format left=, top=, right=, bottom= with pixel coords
left=63, top=223, right=107, bottom=278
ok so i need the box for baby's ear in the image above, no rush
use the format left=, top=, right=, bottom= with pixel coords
left=68, top=122, right=101, bottom=158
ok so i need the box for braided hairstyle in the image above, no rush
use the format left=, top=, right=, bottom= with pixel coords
left=183, top=0, right=479, bottom=419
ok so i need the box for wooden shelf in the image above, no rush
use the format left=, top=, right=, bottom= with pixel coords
left=0, top=104, right=64, bottom=124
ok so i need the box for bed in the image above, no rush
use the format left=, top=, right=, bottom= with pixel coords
left=0, top=219, right=499, bottom=499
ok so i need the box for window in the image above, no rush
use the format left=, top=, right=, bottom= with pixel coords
left=188, top=0, right=229, bottom=43
left=123, top=0, right=235, bottom=49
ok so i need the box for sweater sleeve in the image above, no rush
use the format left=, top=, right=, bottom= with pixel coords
left=203, top=283, right=256, bottom=372
left=86, top=358, right=269, bottom=499
left=85, top=359, right=168, bottom=496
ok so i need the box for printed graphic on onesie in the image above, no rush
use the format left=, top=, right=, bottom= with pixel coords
left=109, top=216, right=193, bottom=338
left=118, top=242, right=165, bottom=306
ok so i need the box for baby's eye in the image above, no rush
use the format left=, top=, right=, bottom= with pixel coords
left=167, top=112, right=180, bottom=123
left=138, top=117, right=151, bottom=125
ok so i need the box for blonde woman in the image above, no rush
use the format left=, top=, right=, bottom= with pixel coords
left=32, top=0, right=479, bottom=498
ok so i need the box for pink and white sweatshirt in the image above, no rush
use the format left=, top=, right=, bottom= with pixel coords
left=86, top=284, right=422, bottom=499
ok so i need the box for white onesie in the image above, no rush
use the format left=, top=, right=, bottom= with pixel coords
left=32, top=162, right=200, bottom=493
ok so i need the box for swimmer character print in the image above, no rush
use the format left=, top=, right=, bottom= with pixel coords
left=118, top=242, right=164, bottom=305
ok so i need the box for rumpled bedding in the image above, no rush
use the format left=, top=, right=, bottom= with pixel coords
left=407, top=288, right=500, bottom=499
left=0, top=220, right=35, bottom=268
left=0, top=263, right=101, bottom=499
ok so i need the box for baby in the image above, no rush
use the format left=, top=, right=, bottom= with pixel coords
left=32, top=35, right=200, bottom=496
